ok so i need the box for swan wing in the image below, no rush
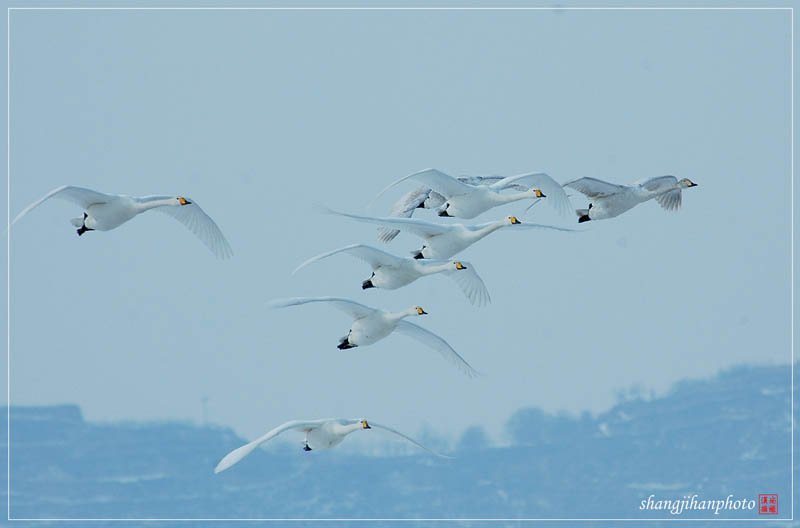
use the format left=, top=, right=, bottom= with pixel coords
left=269, top=296, right=377, bottom=320
left=442, top=261, right=491, bottom=307
left=490, top=172, right=571, bottom=215
left=292, top=244, right=405, bottom=275
left=12, top=185, right=113, bottom=226
left=214, top=419, right=326, bottom=473
left=637, top=175, right=678, bottom=191
left=655, top=189, right=682, bottom=211
left=324, top=208, right=453, bottom=240
left=394, top=320, right=478, bottom=378
left=378, top=187, right=432, bottom=243
left=370, top=168, right=474, bottom=209
left=146, top=197, right=233, bottom=259
left=513, top=222, right=579, bottom=233
left=369, top=421, right=452, bottom=458
left=563, top=177, right=624, bottom=198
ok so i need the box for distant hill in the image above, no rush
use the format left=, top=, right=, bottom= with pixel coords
left=3, top=362, right=795, bottom=523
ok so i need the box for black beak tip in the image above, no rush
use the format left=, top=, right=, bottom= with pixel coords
left=540, top=193, right=547, bottom=198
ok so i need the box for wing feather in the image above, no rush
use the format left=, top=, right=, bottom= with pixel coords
left=442, top=262, right=491, bottom=307
left=214, top=419, right=326, bottom=473
left=152, top=198, right=233, bottom=259
left=490, top=172, right=571, bottom=216
left=655, top=189, right=682, bottom=211
left=324, top=207, right=452, bottom=240
left=563, top=177, right=624, bottom=198
left=394, top=320, right=479, bottom=378
left=268, top=296, right=377, bottom=320
left=12, top=185, right=113, bottom=226
left=369, top=422, right=452, bottom=458
left=379, top=187, right=432, bottom=243
left=292, top=244, right=404, bottom=275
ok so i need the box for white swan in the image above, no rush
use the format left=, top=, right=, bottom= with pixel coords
left=269, top=296, right=478, bottom=377
left=372, top=168, right=570, bottom=226
left=324, top=208, right=574, bottom=259
left=214, top=418, right=448, bottom=473
left=564, top=176, right=698, bottom=223
left=376, top=174, right=532, bottom=243
left=292, top=244, right=490, bottom=306
left=11, top=185, right=233, bottom=258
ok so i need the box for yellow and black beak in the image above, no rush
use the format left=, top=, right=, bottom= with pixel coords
left=534, top=189, right=546, bottom=198
left=178, top=197, right=192, bottom=206
left=510, top=216, right=521, bottom=224
left=688, top=181, right=698, bottom=187
left=455, top=261, right=467, bottom=270
left=361, top=420, right=371, bottom=429
left=416, top=307, right=428, bottom=315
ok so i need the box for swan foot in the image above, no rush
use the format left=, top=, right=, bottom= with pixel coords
left=303, top=442, right=312, bottom=452
left=413, top=251, right=424, bottom=259
left=578, top=215, right=591, bottom=223
left=337, top=335, right=357, bottom=350
left=362, top=279, right=375, bottom=290
left=76, top=225, right=92, bottom=236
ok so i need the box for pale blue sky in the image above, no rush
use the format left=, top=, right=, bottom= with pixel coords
left=3, top=6, right=795, bottom=447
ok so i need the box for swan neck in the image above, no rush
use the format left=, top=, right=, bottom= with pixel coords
left=475, top=220, right=506, bottom=239
left=418, top=261, right=452, bottom=275
left=137, top=198, right=177, bottom=212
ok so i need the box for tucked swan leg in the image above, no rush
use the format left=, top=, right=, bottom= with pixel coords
left=75, top=213, right=94, bottom=236
left=337, top=332, right=357, bottom=350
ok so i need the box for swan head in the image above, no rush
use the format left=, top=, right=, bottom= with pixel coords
left=533, top=189, right=546, bottom=198
left=177, top=196, right=192, bottom=206
left=508, top=216, right=521, bottom=225
left=415, top=306, right=428, bottom=315
left=678, top=178, right=698, bottom=188
left=360, top=420, right=371, bottom=430
left=453, top=261, right=467, bottom=270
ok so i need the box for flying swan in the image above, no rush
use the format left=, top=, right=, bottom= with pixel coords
left=214, top=418, right=449, bottom=473
left=371, top=169, right=571, bottom=242
left=292, top=244, right=491, bottom=306
left=268, top=296, right=478, bottom=377
left=324, top=208, right=574, bottom=260
left=564, top=176, right=698, bottom=223
left=11, top=185, right=233, bottom=258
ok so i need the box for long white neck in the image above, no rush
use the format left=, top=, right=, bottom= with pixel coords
left=387, top=307, right=420, bottom=322
left=471, top=219, right=508, bottom=241
left=135, top=197, right=178, bottom=213
left=415, top=261, right=454, bottom=276
left=490, top=189, right=537, bottom=206
left=341, top=422, right=364, bottom=435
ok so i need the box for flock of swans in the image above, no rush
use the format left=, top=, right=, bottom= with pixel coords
left=12, top=171, right=697, bottom=473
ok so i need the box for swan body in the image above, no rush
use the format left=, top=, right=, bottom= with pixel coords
left=214, top=418, right=448, bottom=473
left=292, top=244, right=490, bottom=306
left=268, top=296, right=478, bottom=377
left=11, top=185, right=233, bottom=258
left=372, top=169, right=570, bottom=242
left=564, top=176, right=698, bottom=222
left=325, top=208, right=574, bottom=260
